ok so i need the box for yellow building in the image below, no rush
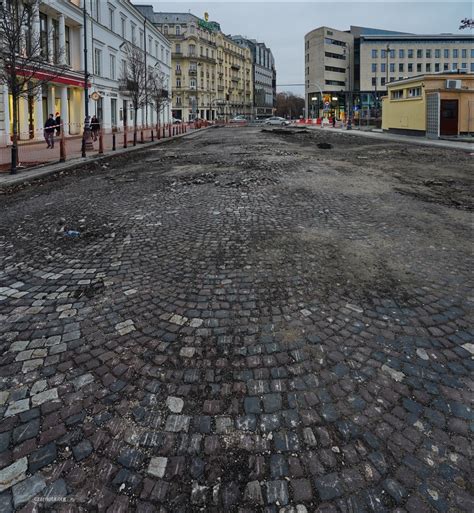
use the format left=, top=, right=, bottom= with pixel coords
left=382, top=73, right=474, bottom=137
left=137, top=8, right=253, bottom=121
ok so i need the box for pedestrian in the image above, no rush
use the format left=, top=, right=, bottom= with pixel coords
left=55, top=112, right=61, bottom=136
left=332, top=115, right=336, bottom=128
left=44, top=114, right=56, bottom=149
left=91, top=115, right=100, bottom=141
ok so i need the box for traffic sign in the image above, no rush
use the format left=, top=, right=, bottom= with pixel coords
left=324, top=101, right=330, bottom=107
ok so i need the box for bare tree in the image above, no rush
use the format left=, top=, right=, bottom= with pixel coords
left=0, top=0, right=67, bottom=173
left=120, top=42, right=149, bottom=145
left=148, top=64, right=169, bottom=129
left=459, top=18, right=474, bottom=30
left=275, top=92, right=305, bottom=119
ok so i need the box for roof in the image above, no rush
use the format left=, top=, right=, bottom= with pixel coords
left=360, top=33, right=473, bottom=42
left=387, top=72, right=474, bottom=87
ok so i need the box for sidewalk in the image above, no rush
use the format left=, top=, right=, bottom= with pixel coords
left=297, top=124, right=474, bottom=151
left=0, top=126, right=207, bottom=188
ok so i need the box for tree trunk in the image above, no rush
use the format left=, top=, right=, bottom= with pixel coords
left=10, top=86, right=19, bottom=174
left=133, top=107, right=138, bottom=146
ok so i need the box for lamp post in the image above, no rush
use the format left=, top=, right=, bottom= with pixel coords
left=345, top=43, right=352, bottom=130
left=82, top=1, right=93, bottom=156
left=385, top=44, right=390, bottom=89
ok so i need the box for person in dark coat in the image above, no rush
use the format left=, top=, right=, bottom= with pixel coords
left=44, top=114, right=56, bottom=148
left=55, top=112, right=61, bottom=136
left=91, top=115, right=100, bottom=141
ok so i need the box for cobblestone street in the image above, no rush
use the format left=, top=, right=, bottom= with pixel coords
left=0, top=127, right=472, bottom=512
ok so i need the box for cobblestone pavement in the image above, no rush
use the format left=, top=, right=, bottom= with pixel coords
left=0, top=127, right=472, bottom=512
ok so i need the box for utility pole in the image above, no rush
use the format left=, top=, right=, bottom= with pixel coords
left=144, top=18, right=148, bottom=127
left=386, top=44, right=390, bottom=90
left=82, top=0, right=91, bottom=157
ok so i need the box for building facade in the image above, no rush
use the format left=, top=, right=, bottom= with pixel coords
left=382, top=73, right=474, bottom=137
left=136, top=7, right=254, bottom=122
left=0, top=0, right=171, bottom=146
left=232, top=36, right=276, bottom=118
left=304, top=25, right=474, bottom=123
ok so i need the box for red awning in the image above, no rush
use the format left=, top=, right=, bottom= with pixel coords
left=16, top=68, right=89, bottom=88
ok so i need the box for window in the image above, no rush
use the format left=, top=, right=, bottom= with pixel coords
left=371, top=77, right=376, bottom=86
left=189, top=44, right=196, bottom=56
left=461, top=49, right=467, bottom=58
left=417, top=49, right=422, bottom=58
left=435, top=49, right=440, bottom=58
left=381, top=77, right=386, bottom=86
left=155, top=42, right=158, bottom=58
left=408, top=49, right=413, bottom=58
left=391, top=89, right=403, bottom=99
left=453, top=49, right=458, bottom=58
left=444, top=49, right=449, bottom=58
left=443, top=63, right=449, bottom=70
left=131, top=23, right=136, bottom=43
left=325, top=79, right=346, bottom=86
left=408, top=87, right=421, bottom=97
left=426, top=49, right=431, bottom=58
left=325, top=52, right=346, bottom=60
left=390, top=63, right=395, bottom=72
left=371, top=49, right=378, bottom=58
left=471, top=63, right=474, bottom=72
left=426, top=63, right=431, bottom=72
left=381, top=63, right=386, bottom=72
left=175, top=43, right=181, bottom=54
left=461, top=62, right=467, bottom=69
left=417, top=63, right=421, bottom=72
left=94, top=48, right=102, bottom=76
left=399, top=49, right=404, bottom=58
left=452, top=63, right=457, bottom=70
left=40, top=13, right=48, bottom=58
left=408, top=63, right=413, bottom=72
left=399, top=63, right=404, bottom=72
left=139, top=30, right=144, bottom=49
left=65, top=26, right=71, bottom=65
left=110, top=54, right=116, bottom=79
left=372, top=63, right=377, bottom=72
left=52, top=19, right=60, bottom=63
left=176, top=96, right=182, bottom=105
left=121, top=17, right=126, bottom=38
left=471, top=49, right=474, bottom=58
left=324, top=38, right=346, bottom=47
left=148, top=37, right=152, bottom=52
left=390, top=49, right=395, bottom=58
left=91, top=0, right=100, bottom=21
left=108, top=7, right=114, bottom=31
left=190, top=78, right=196, bottom=88
left=435, top=63, right=440, bottom=72
left=381, top=49, right=386, bottom=58
left=176, top=78, right=181, bottom=87
left=163, top=26, right=168, bottom=35
left=176, top=25, right=180, bottom=35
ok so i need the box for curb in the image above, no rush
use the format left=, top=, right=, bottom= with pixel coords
left=0, top=127, right=209, bottom=189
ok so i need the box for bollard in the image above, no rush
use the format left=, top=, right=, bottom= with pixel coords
left=169, top=124, right=172, bottom=138
left=158, top=125, right=161, bottom=140
left=59, top=132, right=66, bottom=163
left=163, top=125, right=165, bottom=139
left=99, top=131, right=104, bottom=154
left=140, top=130, right=144, bottom=144
left=124, top=131, right=127, bottom=148
left=112, top=133, right=116, bottom=151
left=151, top=129, right=154, bottom=142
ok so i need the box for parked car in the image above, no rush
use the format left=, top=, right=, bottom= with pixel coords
left=172, top=117, right=182, bottom=124
left=264, top=116, right=291, bottom=126
left=230, top=115, right=247, bottom=123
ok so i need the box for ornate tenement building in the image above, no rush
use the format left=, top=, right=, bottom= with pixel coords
left=0, top=0, right=171, bottom=145
left=136, top=7, right=254, bottom=121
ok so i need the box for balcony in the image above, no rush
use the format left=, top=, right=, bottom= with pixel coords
left=231, top=63, right=241, bottom=70
left=189, top=69, right=197, bottom=75
left=218, top=85, right=224, bottom=91
left=172, top=52, right=184, bottom=59
left=175, top=69, right=182, bottom=75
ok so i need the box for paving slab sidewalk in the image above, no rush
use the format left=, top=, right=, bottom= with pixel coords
left=0, top=127, right=209, bottom=188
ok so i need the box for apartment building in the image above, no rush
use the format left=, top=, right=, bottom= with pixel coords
left=0, top=0, right=171, bottom=145
left=232, top=36, right=277, bottom=118
left=304, top=25, right=474, bottom=122
left=136, top=7, right=254, bottom=122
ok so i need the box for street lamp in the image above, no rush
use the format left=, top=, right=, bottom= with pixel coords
left=311, top=96, right=317, bottom=119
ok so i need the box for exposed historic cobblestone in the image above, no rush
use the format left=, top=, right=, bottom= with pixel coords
left=0, top=128, right=472, bottom=511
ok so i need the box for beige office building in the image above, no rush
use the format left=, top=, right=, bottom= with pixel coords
left=305, top=26, right=474, bottom=122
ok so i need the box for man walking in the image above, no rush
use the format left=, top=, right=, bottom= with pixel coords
left=44, top=114, right=56, bottom=149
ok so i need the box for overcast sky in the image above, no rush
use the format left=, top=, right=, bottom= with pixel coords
left=133, top=1, right=473, bottom=95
